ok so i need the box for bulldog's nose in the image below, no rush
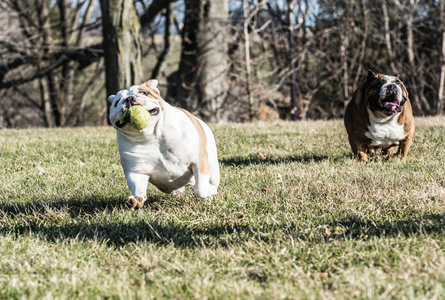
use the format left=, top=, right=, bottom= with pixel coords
left=386, top=84, right=397, bottom=95
left=388, top=84, right=397, bottom=92
left=125, top=96, right=136, bottom=106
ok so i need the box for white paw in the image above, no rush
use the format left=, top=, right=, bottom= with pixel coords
left=194, top=186, right=217, bottom=199
left=125, top=195, right=147, bottom=209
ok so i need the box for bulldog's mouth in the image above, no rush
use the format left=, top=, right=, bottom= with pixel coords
left=379, top=97, right=401, bottom=111
left=115, top=106, right=133, bottom=128
left=114, top=106, right=160, bottom=128
left=377, top=92, right=403, bottom=115
left=115, top=117, right=128, bottom=128
left=374, top=83, right=404, bottom=115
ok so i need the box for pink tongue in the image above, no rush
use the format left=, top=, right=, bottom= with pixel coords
left=383, top=101, right=400, bottom=110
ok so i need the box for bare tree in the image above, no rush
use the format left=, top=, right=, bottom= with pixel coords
left=382, top=0, right=397, bottom=74
left=287, top=0, right=299, bottom=120
left=0, top=0, right=102, bottom=128
left=3, top=0, right=445, bottom=127
left=438, top=0, right=445, bottom=115
left=99, top=0, right=143, bottom=124
left=150, top=2, right=175, bottom=79
left=339, top=0, right=353, bottom=109
left=169, top=0, right=229, bottom=122
left=243, top=0, right=254, bottom=121
left=404, top=0, right=424, bottom=114
left=139, top=0, right=177, bottom=80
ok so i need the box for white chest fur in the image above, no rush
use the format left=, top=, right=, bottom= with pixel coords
left=365, top=109, right=406, bottom=148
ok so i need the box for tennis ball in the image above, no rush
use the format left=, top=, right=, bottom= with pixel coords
left=129, top=105, right=150, bottom=130
left=120, top=105, right=150, bottom=130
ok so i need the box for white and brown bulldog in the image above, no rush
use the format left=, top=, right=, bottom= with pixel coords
left=108, top=80, right=220, bottom=209
left=344, top=70, right=415, bottom=162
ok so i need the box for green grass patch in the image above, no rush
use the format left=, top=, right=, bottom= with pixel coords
left=1, top=118, right=445, bottom=298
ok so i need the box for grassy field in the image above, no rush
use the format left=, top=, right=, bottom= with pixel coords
left=1, top=117, right=445, bottom=299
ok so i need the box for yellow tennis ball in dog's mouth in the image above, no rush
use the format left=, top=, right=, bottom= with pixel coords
left=126, top=105, right=150, bottom=130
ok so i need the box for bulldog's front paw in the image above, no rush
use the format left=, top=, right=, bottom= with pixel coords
left=125, top=195, right=147, bottom=210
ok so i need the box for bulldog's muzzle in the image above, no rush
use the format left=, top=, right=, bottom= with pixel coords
left=125, top=96, right=137, bottom=107
left=115, top=96, right=138, bottom=128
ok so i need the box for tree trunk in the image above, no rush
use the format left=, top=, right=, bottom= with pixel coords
left=243, top=0, right=253, bottom=121
left=405, top=0, right=430, bottom=114
left=351, top=0, right=368, bottom=92
left=340, top=1, right=351, bottom=109
left=100, top=0, right=143, bottom=125
left=57, top=0, right=75, bottom=126
left=438, top=0, right=445, bottom=115
left=151, top=2, right=175, bottom=79
left=39, top=78, right=54, bottom=127
left=174, top=0, right=229, bottom=122
left=382, top=0, right=397, bottom=74
left=36, top=0, right=58, bottom=127
left=288, top=0, right=299, bottom=120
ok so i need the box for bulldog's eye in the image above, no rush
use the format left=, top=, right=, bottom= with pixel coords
left=150, top=108, right=160, bottom=116
left=114, top=100, right=119, bottom=107
left=141, top=91, right=149, bottom=96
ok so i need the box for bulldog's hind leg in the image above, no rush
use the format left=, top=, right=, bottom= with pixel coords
left=208, top=160, right=220, bottom=196
left=125, top=172, right=149, bottom=209
left=192, top=165, right=217, bottom=199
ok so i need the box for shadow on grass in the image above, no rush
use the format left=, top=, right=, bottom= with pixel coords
left=219, top=152, right=421, bottom=167
left=220, top=153, right=347, bottom=167
left=0, top=196, right=127, bottom=219
left=1, top=197, right=444, bottom=248
left=0, top=195, right=169, bottom=219
left=326, top=214, right=445, bottom=239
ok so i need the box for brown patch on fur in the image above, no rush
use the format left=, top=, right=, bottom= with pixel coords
left=344, top=74, right=372, bottom=161
left=138, top=81, right=164, bottom=110
left=178, top=108, right=210, bottom=175
left=397, top=86, right=415, bottom=158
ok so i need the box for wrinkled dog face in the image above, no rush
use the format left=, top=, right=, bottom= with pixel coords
left=108, top=80, right=163, bottom=131
left=365, top=71, right=408, bottom=116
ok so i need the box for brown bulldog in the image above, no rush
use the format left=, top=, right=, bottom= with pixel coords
left=344, top=70, right=415, bottom=162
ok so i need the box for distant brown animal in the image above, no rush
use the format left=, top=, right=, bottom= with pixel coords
left=344, top=70, right=415, bottom=162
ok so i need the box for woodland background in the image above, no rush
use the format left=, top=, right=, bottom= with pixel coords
left=1, top=0, right=445, bottom=128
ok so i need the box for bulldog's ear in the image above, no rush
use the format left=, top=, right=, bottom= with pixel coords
left=399, top=77, right=409, bottom=97
left=144, top=79, right=160, bottom=96
left=367, top=69, right=377, bottom=80
left=108, top=95, right=115, bottom=104
left=403, top=88, right=409, bottom=98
